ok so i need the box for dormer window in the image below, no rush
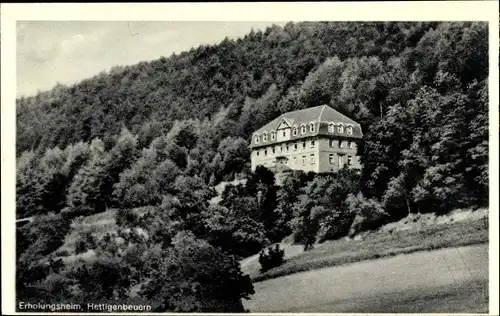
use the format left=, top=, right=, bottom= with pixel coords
left=309, top=122, right=315, bottom=133
left=346, top=125, right=353, bottom=135
left=328, top=123, right=335, bottom=133
left=263, top=132, right=268, bottom=142
left=270, top=131, right=276, bottom=141
left=300, top=124, right=306, bottom=134
left=292, top=127, right=298, bottom=136
left=337, top=124, right=344, bottom=133
left=254, top=135, right=260, bottom=144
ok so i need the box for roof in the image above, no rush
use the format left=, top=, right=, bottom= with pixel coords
left=250, top=105, right=362, bottom=149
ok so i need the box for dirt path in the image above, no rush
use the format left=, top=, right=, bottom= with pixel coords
left=243, top=244, right=488, bottom=313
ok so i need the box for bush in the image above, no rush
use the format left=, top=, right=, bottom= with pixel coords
left=74, top=232, right=97, bottom=254
left=115, top=208, right=139, bottom=227
left=258, top=244, right=285, bottom=273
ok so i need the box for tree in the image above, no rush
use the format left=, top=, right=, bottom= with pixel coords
left=16, top=151, right=48, bottom=218
left=17, top=213, right=71, bottom=300
left=274, top=170, right=315, bottom=239
left=65, top=139, right=111, bottom=217
left=346, top=193, right=389, bottom=236
left=217, top=137, right=250, bottom=179
left=139, top=231, right=254, bottom=312
left=66, top=254, right=133, bottom=301
left=202, top=205, right=269, bottom=258
left=291, top=170, right=360, bottom=248
left=113, top=147, right=160, bottom=208
left=298, top=56, right=345, bottom=108
left=102, top=128, right=140, bottom=207
left=113, top=149, right=180, bottom=208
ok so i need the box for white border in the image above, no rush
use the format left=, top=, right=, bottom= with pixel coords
left=2, top=1, right=499, bottom=315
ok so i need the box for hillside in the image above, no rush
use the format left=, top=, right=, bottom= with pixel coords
left=17, top=22, right=443, bottom=155
left=16, top=22, right=489, bottom=313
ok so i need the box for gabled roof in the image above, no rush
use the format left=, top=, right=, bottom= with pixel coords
left=250, top=105, right=362, bottom=149
left=254, top=105, right=358, bottom=134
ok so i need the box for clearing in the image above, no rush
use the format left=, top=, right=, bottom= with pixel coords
left=243, top=243, right=488, bottom=313
left=242, top=209, right=488, bottom=282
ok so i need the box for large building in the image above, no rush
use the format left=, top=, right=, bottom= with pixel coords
left=249, top=105, right=363, bottom=176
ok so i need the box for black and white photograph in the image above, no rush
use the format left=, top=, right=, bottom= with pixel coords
left=2, top=2, right=499, bottom=315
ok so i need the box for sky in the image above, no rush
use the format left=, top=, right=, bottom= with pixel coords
left=16, top=21, right=287, bottom=98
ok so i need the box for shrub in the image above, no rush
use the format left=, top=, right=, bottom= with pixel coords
left=115, top=208, right=139, bottom=227
left=258, top=244, right=285, bottom=273
left=74, top=232, right=97, bottom=254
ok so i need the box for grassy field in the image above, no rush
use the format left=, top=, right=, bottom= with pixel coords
left=244, top=243, right=488, bottom=313
left=252, top=216, right=488, bottom=282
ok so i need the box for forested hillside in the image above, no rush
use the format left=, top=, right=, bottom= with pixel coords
left=16, top=22, right=488, bottom=312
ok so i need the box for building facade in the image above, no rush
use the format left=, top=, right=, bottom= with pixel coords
left=249, top=105, right=363, bottom=175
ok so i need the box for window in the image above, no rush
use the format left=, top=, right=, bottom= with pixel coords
left=302, top=141, right=306, bottom=149
left=272, top=147, right=276, bottom=154
left=293, top=157, right=297, bottom=164
left=339, top=140, right=344, bottom=148
left=347, top=156, right=353, bottom=166
left=330, top=139, right=337, bottom=148
left=302, top=156, right=306, bottom=165
left=346, top=125, right=353, bottom=135
left=328, top=123, right=335, bottom=133
left=263, top=133, right=268, bottom=142
left=286, top=144, right=290, bottom=152
left=338, top=155, right=343, bottom=168
left=282, top=130, right=286, bottom=137
left=271, top=131, right=276, bottom=140
left=256, top=151, right=260, bottom=156
left=292, top=127, right=298, bottom=136
left=264, top=149, right=268, bottom=156
left=337, top=124, right=344, bottom=133
left=350, top=141, right=356, bottom=149
left=311, top=140, right=315, bottom=147
left=300, top=124, right=306, bottom=134
left=254, top=135, right=259, bottom=143
left=309, top=123, right=315, bottom=133
left=310, top=154, right=315, bottom=164
left=294, top=143, right=298, bottom=151
left=329, top=154, right=334, bottom=164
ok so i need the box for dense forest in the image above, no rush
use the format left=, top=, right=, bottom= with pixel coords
left=16, top=22, right=488, bottom=312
